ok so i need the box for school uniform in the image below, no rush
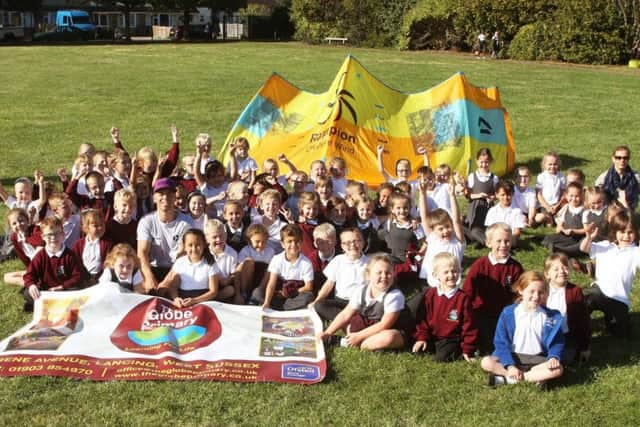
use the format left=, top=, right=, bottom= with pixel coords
left=213, top=245, right=239, bottom=279
left=23, top=246, right=87, bottom=308
left=511, top=186, right=536, bottom=218
left=352, top=217, right=382, bottom=254
left=72, top=236, right=112, bottom=283
left=173, top=255, right=221, bottom=298
left=61, top=214, right=82, bottom=248
left=225, top=222, right=247, bottom=253
left=99, top=267, right=143, bottom=292
left=378, top=219, right=424, bottom=286
left=418, top=234, right=465, bottom=284
left=347, top=285, right=413, bottom=337
left=464, top=171, right=498, bottom=245
left=582, top=207, right=607, bottom=242
left=542, top=205, right=584, bottom=256
left=250, top=251, right=314, bottom=310
left=238, top=244, right=275, bottom=291
left=298, top=220, right=317, bottom=259
left=307, top=249, right=335, bottom=294
left=10, top=225, right=44, bottom=267
left=65, top=179, right=115, bottom=219
left=536, top=171, right=566, bottom=207
left=546, top=283, right=591, bottom=363
left=252, top=215, right=286, bottom=254
left=105, top=216, right=138, bottom=249
left=413, top=286, right=478, bottom=361
left=462, top=254, right=523, bottom=354
left=485, top=204, right=526, bottom=235
left=493, top=304, right=565, bottom=370
left=314, top=254, right=368, bottom=322
left=583, top=241, right=640, bottom=338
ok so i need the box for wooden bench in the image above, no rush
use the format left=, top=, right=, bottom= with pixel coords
left=325, top=37, right=348, bottom=45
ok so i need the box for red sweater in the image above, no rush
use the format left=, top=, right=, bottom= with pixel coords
left=65, top=179, right=114, bottom=220
left=414, top=287, right=478, bottom=355
left=115, top=140, right=179, bottom=179
left=462, top=255, right=523, bottom=318
left=23, top=247, right=86, bottom=290
left=307, top=249, right=334, bottom=294
left=105, top=217, right=138, bottom=249
left=564, top=283, right=592, bottom=351
left=298, top=222, right=316, bottom=259
left=10, top=225, right=44, bottom=267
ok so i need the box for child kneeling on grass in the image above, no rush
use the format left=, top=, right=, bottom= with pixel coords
left=481, top=271, right=564, bottom=387
left=318, top=254, right=412, bottom=351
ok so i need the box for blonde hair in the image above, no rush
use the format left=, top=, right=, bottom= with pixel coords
left=48, top=192, right=69, bottom=210
left=195, top=133, right=212, bottom=147
left=298, top=191, right=319, bottom=209
left=427, top=209, right=453, bottom=230
left=364, top=254, right=394, bottom=281
left=485, top=222, right=512, bottom=243
left=104, top=243, right=139, bottom=269
left=543, top=253, right=569, bottom=278
left=40, top=216, right=63, bottom=233
left=541, top=151, right=560, bottom=169
left=114, top=188, right=137, bottom=208
left=258, top=189, right=281, bottom=206
left=80, top=209, right=105, bottom=234
left=137, top=146, right=158, bottom=163
left=313, top=223, right=336, bottom=240
left=204, top=218, right=226, bottom=237
left=432, top=252, right=459, bottom=275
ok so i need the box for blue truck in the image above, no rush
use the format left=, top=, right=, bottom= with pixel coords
left=33, top=10, right=96, bottom=42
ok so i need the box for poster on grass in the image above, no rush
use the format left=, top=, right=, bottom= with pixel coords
left=0, top=284, right=326, bottom=383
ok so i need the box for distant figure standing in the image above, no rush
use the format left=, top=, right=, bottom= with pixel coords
left=491, top=31, right=501, bottom=58
left=478, top=31, right=487, bottom=58
left=204, top=22, right=211, bottom=40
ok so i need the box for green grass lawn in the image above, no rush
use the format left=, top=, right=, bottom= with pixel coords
left=1, top=42, right=640, bottom=426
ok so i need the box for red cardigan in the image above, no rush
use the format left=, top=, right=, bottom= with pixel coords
left=72, top=237, right=112, bottom=277
left=10, top=225, right=44, bottom=267
left=565, top=283, right=592, bottom=351
left=414, top=287, right=479, bottom=355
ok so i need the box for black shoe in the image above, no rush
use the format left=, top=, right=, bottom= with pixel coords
left=488, top=373, right=507, bottom=386
left=323, top=335, right=341, bottom=346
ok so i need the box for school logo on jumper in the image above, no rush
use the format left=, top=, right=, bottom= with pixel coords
left=448, top=310, right=459, bottom=321
left=110, top=298, right=222, bottom=355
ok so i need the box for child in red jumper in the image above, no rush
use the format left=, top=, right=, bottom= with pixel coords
left=544, top=253, right=591, bottom=364
left=413, top=252, right=478, bottom=362
left=462, top=222, right=523, bottom=354
left=23, top=217, right=86, bottom=311
left=4, top=208, right=44, bottom=286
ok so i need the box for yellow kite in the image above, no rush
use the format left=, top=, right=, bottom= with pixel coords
left=219, top=55, right=515, bottom=186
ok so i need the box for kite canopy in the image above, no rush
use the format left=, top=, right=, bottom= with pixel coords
left=219, top=55, right=515, bottom=186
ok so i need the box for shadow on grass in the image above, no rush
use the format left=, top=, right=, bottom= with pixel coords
left=559, top=313, right=640, bottom=387
left=517, top=154, right=591, bottom=177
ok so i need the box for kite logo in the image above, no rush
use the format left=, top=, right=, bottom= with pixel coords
left=110, top=298, right=222, bottom=355
left=478, top=117, right=493, bottom=135
left=319, top=72, right=358, bottom=125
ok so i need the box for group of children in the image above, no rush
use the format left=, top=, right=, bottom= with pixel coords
left=1, top=128, right=639, bottom=387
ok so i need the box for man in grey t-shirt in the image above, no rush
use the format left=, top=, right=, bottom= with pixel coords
left=137, top=178, right=194, bottom=292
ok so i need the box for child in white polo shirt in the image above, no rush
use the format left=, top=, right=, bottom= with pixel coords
left=485, top=180, right=526, bottom=246
left=580, top=211, right=640, bottom=338
left=252, top=224, right=314, bottom=310
left=311, top=228, right=368, bottom=322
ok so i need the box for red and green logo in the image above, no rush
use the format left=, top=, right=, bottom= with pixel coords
left=110, top=298, right=222, bottom=355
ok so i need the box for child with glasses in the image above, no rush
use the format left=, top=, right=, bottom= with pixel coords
left=22, top=217, right=86, bottom=311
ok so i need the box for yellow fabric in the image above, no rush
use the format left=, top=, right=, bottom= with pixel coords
left=219, top=56, right=515, bottom=186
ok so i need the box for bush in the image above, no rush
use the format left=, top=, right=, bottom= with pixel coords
left=399, top=0, right=458, bottom=50
left=508, top=22, right=558, bottom=61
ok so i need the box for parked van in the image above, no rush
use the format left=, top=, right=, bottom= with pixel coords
left=33, top=10, right=96, bottom=42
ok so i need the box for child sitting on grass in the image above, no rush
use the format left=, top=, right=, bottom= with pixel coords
left=99, top=243, right=144, bottom=293
left=72, top=209, right=112, bottom=284
left=318, top=254, right=412, bottom=351
left=580, top=211, right=640, bottom=338
left=4, top=208, right=44, bottom=286
left=412, top=252, right=477, bottom=362
left=311, top=228, right=368, bottom=322
left=462, top=223, right=524, bottom=354
left=23, top=217, right=87, bottom=311
left=481, top=271, right=564, bottom=387
left=159, top=229, right=231, bottom=307
left=254, top=224, right=315, bottom=310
